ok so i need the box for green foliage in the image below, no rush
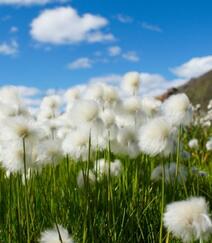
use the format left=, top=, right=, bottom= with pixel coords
left=0, top=126, right=211, bottom=243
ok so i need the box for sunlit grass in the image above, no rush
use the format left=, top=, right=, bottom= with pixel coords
left=0, top=125, right=211, bottom=243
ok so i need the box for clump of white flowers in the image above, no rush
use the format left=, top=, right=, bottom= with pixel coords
left=164, top=197, right=212, bottom=242
left=0, top=73, right=210, bottom=179
left=40, top=225, right=74, bottom=243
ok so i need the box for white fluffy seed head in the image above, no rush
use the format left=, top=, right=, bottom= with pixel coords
left=72, top=99, right=99, bottom=123
left=40, top=225, right=74, bottom=243
left=40, top=95, right=61, bottom=112
left=110, top=159, right=122, bottom=176
left=188, top=139, right=199, bottom=149
left=84, top=84, right=104, bottom=102
left=122, top=71, right=141, bottom=94
left=100, top=109, right=115, bottom=128
left=138, top=117, right=175, bottom=156
left=151, top=162, right=188, bottom=184
left=94, top=158, right=122, bottom=178
left=123, top=96, right=141, bottom=114
left=0, top=140, right=37, bottom=173
left=3, top=116, right=42, bottom=142
left=62, top=127, right=90, bottom=161
left=94, top=159, right=109, bottom=176
left=102, top=85, right=118, bottom=105
left=206, top=138, right=212, bottom=151
left=77, top=170, right=96, bottom=188
left=164, top=197, right=212, bottom=242
left=65, top=88, right=80, bottom=103
left=0, top=86, right=22, bottom=105
left=141, top=97, right=161, bottom=117
left=162, top=93, right=193, bottom=126
left=36, top=139, right=63, bottom=166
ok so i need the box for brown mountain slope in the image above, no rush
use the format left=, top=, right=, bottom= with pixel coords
left=157, top=70, right=212, bottom=109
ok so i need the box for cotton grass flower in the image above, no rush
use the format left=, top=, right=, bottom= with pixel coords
left=138, top=117, right=176, bottom=156
left=40, top=95, right=61, bottom=112
left=151, top=162, right=187, bottom=183
left=162, top=93, right=193, bottom=126
left=102, top=84, right=118, bottom=107
left=71, top=99, right=99, bottom=124
left=94, top=158, right=122, bottom=178
left=3, top=116, right=42, bottom=142
left=77, top=170, right=96, bottom=188
left=111, top=126, right=140, bottom=158
left=84, top=84, right=104, bottom=103
left=122, top=96, right=141, bottom=114
left=188, top=138, right=199, bottom=149
left=122, top=71, right=141, bottom=95
left=36, top=139, right=63, bottom=167
left=0, top=141, right=37, bottom=173
left=62, top=127, right=90, bottom=161
left=164, top=197, right=212, bottom=242
left=141, top=97, right=161, bottom=117
left=206, top=138, right=212, bottom=151
left=110, top=159, right=122, bottom=176
left=100, top=109, right=116, bottom=128
left=40, top=225, right=74, bottom=243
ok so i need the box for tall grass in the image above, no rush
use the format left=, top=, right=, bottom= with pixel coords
left=0, top=125, right=211, bottom=243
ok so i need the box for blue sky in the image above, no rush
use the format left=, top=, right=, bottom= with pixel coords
left=0, top=0, right=212, bottom=93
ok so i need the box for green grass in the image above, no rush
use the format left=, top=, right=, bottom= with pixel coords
left=0, top=125, right=211, bottom=243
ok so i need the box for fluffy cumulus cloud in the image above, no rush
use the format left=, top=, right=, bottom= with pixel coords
left=122, top=51, right=140, bottom=62
left=0, top=40, right=18, bottom=55
left=140, top=73, right=186, bottom=96
left=88, top=72, right=187, bottom=97
left=30, top=7, right=114, bottom=44
left=68, top=57, right=93, bottom=70
left=171, top=56, right=212, bottom=79
left=108, top=46, right=122, bottom=56
left=10, top=26, right=19, bottom=33
left=89, top=74, right=122, bottom=86
left=0, top=0, right=66, bottom=5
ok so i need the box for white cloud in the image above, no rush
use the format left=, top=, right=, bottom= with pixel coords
left=68, top=57, right=93, bottom=70
left=14, top=85, right=40, bottom=96
left=141, top=22, right=162, bottom=32
left=115, top=14, right=133, bottom=23
left=30, top=7, right=114, bottom=44
left=122, top=51, right=140, bottom=62
left=171, top=56, right=212, bottom=79
left=108, top=46, right=122, bottom=56
left=139, top=73, right=185, bottom=96
left=0, top=0, right=66, bottom=5
left=88, top=72, right=187, bottom=97
left=0, top=40, right=18, bottom=55
left=10, top=26, right=19, bottom=33
left=89, top=74, right=122, bottom=86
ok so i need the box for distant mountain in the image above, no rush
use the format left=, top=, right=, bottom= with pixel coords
left=157, top=70, right=212, bottom=109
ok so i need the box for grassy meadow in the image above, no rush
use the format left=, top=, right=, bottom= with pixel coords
left=0, top=125, right=211, bottom=242
left=0, top=78, right=211, bottom=243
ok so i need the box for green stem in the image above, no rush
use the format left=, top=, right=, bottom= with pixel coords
left=22, top=138, right=30, bottom=243
left=175, top=125, right=182, bottom=176
left=9, top=173, right=12, bottom=243
left=159, top=160, right=165, bottom=243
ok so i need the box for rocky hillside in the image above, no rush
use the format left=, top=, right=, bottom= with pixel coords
left=157, top=70, right=212, bottom=109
